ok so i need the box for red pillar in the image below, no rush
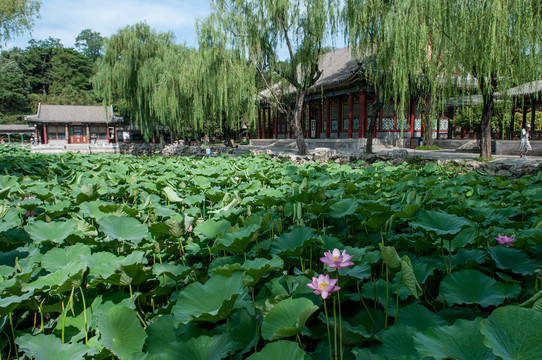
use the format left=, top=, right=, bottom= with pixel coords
left=359, top=91, right=366, bottom=138
left=306, top=102, right=311, bottom=138
left=43, top=125, right=49, bottom=144
left=326, top=98, right=331, bottom=139
left=338, top=97, right=343, bottom=137
left=318, top=102, right=323, bottom=138
left=348, top=93, right=353, bottom=138
left=257, top=108, right=262, bottom=139
left=410, top=100, right=416, bottom=138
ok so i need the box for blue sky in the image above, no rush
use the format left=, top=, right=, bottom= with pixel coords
left=5, top=0, right=211, bottom=49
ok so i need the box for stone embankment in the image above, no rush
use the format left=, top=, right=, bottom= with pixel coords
left=250, top=147, right=542, bottom=178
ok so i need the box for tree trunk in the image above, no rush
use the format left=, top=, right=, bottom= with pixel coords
left=289, top=90, right=308, bottom=155
left=365, top=101, right=383, bottom=154
left=480, top=92, right=494, bottom=158
left=423, top=96, right=434, bottom=146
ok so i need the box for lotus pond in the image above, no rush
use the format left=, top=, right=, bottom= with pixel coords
left=1, top=145, right=542, bottom=360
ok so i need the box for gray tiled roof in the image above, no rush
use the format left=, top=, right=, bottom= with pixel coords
left=0, top=125, right=35, bottom=132
left=313, top=47, right=361, bottom=88
left=25, top=104, right=122, bottom=124
left=505, top=80, right=542, bottom=96
left=261, top=47, right=362, bottom=99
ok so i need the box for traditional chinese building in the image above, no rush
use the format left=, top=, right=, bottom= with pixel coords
left=25, top=104, right=123, bottom=145
left=257, top=47, right=452, bottom=141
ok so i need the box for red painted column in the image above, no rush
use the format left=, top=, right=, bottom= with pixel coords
left=257, top=108, right=262, bottom=139
left=359, top=91, right=366, bottom=138
left=348, top=93, right=353, bottom=138
left=305, top=101, right=311, bottom=139
left=326, top=98, right=331, bottom=139
left=410, top=100, right=416, bottom=138
left=43, top=124, right=48, bottom=144
left=273, top=110, right=278, bottom=139
left=318, top=102, right=323, bottom=138
left=338, top=97, right=343, bottom=137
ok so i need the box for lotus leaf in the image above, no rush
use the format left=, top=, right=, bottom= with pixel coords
left=411, top=210, right=470, bottom=236
left=414, top=318, right=495, bottom=360
left=97, top=305, right=147, bottom=359
left=440, top=269, right=521, bottom=307
left=211, top=224, right=259, bottom=253
left=261, top=297, right=318, bottom=340
left=327, top=198, right=359, bottom=218
left=271, top=226, right=315, bottom=256
left=481, top=306, right=542, bottom=360
left=146, top=315, right=234, bottom=360
left=24, top=219, right=77, bottom=245
left=163, top=186, right=183, bottom=203
left=97, top=216, right=149, bottom=244
left=488, top=246, right=540, bottom=275
left=247, top=340, right=305, bottom=360
left=194, top=218, right=231, bottom=239
left=16, top=333, right=97, bottom=360
left=172, top=272, right=246, bottom=324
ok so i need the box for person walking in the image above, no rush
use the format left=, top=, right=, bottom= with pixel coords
left=519, top=123, right=532, bottom=158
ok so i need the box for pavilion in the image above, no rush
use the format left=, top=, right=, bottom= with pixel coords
left=25, top=104, right=122, bottom=145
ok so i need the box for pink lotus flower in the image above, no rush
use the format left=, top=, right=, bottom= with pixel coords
left=496, top=235, right=515, bottom=247
left=320, top=248, right=354, bottom=270
left=187, top=225, right=193, bottom=232
left=23, top=196, right=36, bottom=200
left=307, top=274, right=340, bottom=299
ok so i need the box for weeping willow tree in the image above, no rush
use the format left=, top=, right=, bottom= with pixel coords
left=92, top=22, right=256, bottom=141
left=209, top=0, right=340, bottom=155
left=448, top=0, right=542, bottom=158
left=0, top=0, right=40, bottom=44
left=92, top=23, right=180, bottom=140
left=343, top=0, right=454, bottom=152
left=193, top=16, right=257, bottom=140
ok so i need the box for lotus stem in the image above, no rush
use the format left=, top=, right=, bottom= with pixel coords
left=296, top=333, right=304, bottom=349
left=79, top=286, right=88, bottom=344
left=356, top=281, right=377, bottom=329
left=9, top=312, right=17, bottom=358
left=440, top=238, right=450, bottom=274
left=395, top=278, right=402, bottom=324
left=333, top=297, right=338, bottom=360
left=323, top=300, right=333, bottom=360
left=385, top=266, right=389, bottom=329
left=62, top=287, right=75, bottom=343
left=336, top=270, right=343, bottom=360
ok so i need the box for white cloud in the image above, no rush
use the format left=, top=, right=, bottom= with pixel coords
left=5, top=0, right=210, bottom=49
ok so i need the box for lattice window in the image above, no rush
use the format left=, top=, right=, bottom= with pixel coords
left=323, top=120, right=327, bottom=132
left=396, top=118, right=408, bottom=131
left=353, top=103, right=360, bottom=116
left=353, top=118, right=359, bottom=131
left=414, top=119, right=422, bottom=131
left=281, top=124, right=285, bottom=133
left=383, top=103, right=395, bottom=117
left=331, top=119, right=338, bottom=131
left=382, top=118, right=394, bottom=131
left=440, top=119, right=449, bottom=131
left=342, top=104, right=349, bottom=131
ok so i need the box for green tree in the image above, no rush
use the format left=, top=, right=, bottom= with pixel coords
left=208, top=0, right=340, bottom=155
left=343, top=0, right=453, bottom=151
left=449, top=0, right=542, bottom=158
left=0, top=50, right=29, bottom=117
left=75, top=28, right=104, bottom=62
left=92, top=23, right=180, bottom=139
left=21, top=38, right=98, bottom=106
left=0, top=0, right=40, bottom=45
